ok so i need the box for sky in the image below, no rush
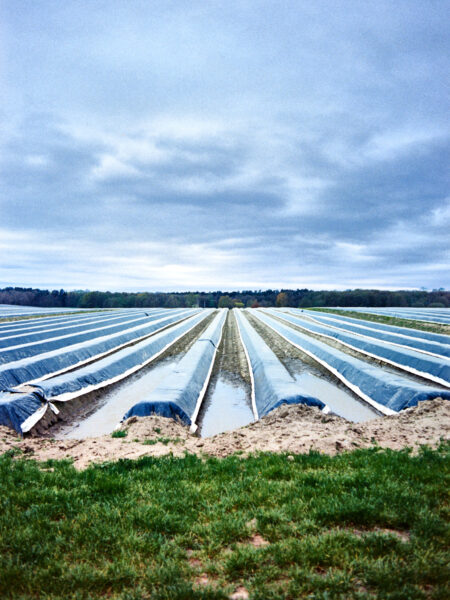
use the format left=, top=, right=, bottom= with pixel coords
left=0, top=0, right=449, bottom=292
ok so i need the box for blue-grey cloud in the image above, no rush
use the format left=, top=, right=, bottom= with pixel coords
left=0, top=1, right=449, bottom=291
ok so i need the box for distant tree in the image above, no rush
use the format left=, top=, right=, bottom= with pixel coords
left=276, top=292, right=288, bottom=307
left=233, top=301, right=245, bottom=308
left=251, top=300, right=260, bottom=308
left=165, top=294, right=181, bottom=308
left=218, top=295, right=233, bottom=309
left=185, top=293, right=199, bottom=307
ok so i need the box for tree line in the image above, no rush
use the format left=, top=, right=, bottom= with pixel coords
left=0, top=286, right=448, bottom=309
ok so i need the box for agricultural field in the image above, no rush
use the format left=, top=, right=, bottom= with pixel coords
left=1, top=304, right=449, bottom=599
left=0, top=303, right=93, bottom=322
left=320, top=307, right=450, bottom=325
left=0, top=304, right=449, bottom=438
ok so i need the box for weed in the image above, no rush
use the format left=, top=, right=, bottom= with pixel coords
left=143, top=437, right=182, bottom=445
left=111, top=430, right=127, bottom=438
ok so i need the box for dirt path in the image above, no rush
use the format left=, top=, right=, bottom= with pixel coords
left=1, top=398, right=448, bottom=470
left=216, top=310, right=251, bottom=385
left=196, top=310, right=253, bottom=435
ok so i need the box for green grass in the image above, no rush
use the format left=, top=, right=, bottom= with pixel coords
left=306, top=308, right=450, bottom=335
left=111, top=430, right=128, bottom=439
left=0, top=445, right=449, bottom=599
left=143, top=437, right=182, bottom=446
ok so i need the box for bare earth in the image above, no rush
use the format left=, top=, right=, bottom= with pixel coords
left=0, top=398, right=448, bottom=470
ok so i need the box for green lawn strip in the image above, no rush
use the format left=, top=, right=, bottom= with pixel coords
left=306, top=307, right=450, bottom=335
left=0, top=446, right=448, bottom=599
left=0, top=309, right=109, bottom=324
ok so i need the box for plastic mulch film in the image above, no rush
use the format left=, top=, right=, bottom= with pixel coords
left=269, top=310, right=450, bottom=387
left=287, top=310, right=450, bottom=358
left=0, top=309, right=199, bottom=391
left=252, top=310, right=450, bottom=413
left=123, top=309, right=227, bottom=429
left=324, top=307, right=450, bottom=325
left=235, top=309, right=327, bottom=418
left=0, top=310, right=172, bottom=360
left=0, top=310, right=148, bottom=345
left=0, top=310, right=212, bottom=434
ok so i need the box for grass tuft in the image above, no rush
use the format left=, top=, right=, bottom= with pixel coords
left=111, top=430, right=128, bottom=438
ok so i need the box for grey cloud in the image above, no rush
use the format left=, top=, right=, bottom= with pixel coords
left=0, top=1, right=449, bottom=290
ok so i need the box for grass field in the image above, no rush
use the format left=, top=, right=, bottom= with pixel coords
left=1, top=445, right=449, bottom=599
left=307, top=308, right=450, bottom=336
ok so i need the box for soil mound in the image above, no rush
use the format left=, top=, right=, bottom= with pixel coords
left=0, top=398, right=448, bottom=469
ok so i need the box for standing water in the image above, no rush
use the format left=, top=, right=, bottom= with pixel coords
left=293, top=371, right=378, bottom=421
left=57, top=359, right=177, bottom=438
left=198, top=377, right=254, bottom=437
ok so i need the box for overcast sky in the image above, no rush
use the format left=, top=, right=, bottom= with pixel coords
left=1, top=1, right=449, bottom=292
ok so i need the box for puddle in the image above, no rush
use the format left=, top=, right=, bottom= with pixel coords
left=292, top=370, right=377, bottom=422
left=57, top=359, right=178, bottom=438
left=199, top=377, right=254, bottom=437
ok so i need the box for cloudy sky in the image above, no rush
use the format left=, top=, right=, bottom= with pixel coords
left=1, top=1, right=449, bottom=292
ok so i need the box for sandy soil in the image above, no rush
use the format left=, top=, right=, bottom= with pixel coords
left=1, top=398, right=448, bottom=470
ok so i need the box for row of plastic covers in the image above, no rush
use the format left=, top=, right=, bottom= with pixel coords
left=123, top=308, right=331, bottom=432
left=253, top=310, right=450, bottom=412
left=298, top=311, right=450, bottom=358
left=234, top=310, right=327, bottom=417
left=0, top=304, right=88, bottom=318
left=0, top=309, right=163, bottom=345
left=0, top=309, right=174, bottom=362
left=0, top=309, right=199, bottom=391
left=270, top=310, right=450, bottom=387
left=0, top=309, right=161, bottom=343
left=328, top=307, right=450, bottom=325
left=297, top=310, right=450, bottom=346
left=0, top=310, right=212, bottom=433
left=123, top=309, right=227, bottom=430
left=0, top=309, right=109, bottom=331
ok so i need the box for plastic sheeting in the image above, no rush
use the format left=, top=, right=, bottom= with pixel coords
left=0, top=310, right=148, bottom=344
left=1, top=310, right=212, bottom=433
left=0, top=391, right=44, bottom=433
left=0, top=308, right=161, bottom=335
left=123, top=309, right=227, bottom=428
left=235, top=309, right=326, bottom=417
left=0, top=309, right=199, bottom=391
left=269, top=309, right=450, bottom=387
left=297, top=310, right=450, bottom=346
left=0, top=304, right=87, bottom=318
left=288, top=310, right=450, bottom=359
left=0, top=310, right=171, bottom=361
left=252, top=310, right=450, bottom=413
left=326, top=307, right=450, bottom=325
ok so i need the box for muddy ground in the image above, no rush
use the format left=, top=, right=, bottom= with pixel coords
left=196, top=310, right=253, bottom=434
left=1, top=397, right=448, bottom=470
